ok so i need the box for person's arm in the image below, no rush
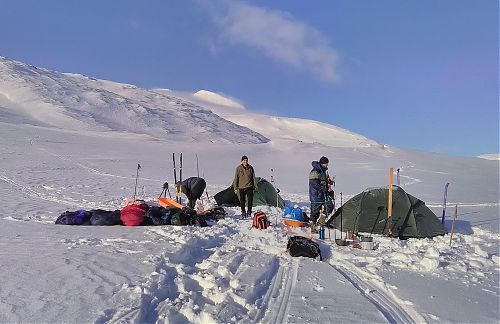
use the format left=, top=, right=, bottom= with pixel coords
left=309, top=171, right=324, bottom=194
left=233, top=166, right=239, bottom=192
left=252, top=166, right=258, bottom=191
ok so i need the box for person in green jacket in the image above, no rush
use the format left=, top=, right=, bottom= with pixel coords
left=233, top=155, right=258, bottom=219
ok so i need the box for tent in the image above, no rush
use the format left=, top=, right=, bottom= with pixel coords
left=327, top=186, right=447, bottom=239
left=214, top=177, right=285, bottom=209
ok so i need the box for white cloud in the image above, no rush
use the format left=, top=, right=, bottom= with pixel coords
left=201, top=0, right=340, bottom=83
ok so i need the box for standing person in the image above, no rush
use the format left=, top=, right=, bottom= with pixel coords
left=309, top=156, right=334, bottom=233
left=233, top=155, right=259, bottom=219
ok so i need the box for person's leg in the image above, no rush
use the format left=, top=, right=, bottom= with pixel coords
left=310, top=203, right=322, bottom=223
left=247, top=187, right=254, bottom=217
left=188, top=199, right=196, bottom=209
left=239, top=188, right=247, bottom=217
left=310, top=203, right=321, bottom=233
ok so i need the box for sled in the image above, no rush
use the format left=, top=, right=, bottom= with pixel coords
left=283, top=218, right=308, bottom=228
left=158, top=197, right=184, bottom=209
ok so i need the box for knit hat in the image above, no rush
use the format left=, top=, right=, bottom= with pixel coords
left=241, top=155, right=249, bottom=161
left=319, top=156, right=329, bottom=164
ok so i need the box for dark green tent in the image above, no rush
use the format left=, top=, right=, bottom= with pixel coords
left=327, top=186, right=447, bottom=239
left=214, top=177, right=285, bottom=209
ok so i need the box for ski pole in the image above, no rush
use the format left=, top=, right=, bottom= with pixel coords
left=133, top=163, right=141, bottom=201
left=196, top=154, right=200, bottom=178
left=441, top=183, right=450, bottom=224
left=271, top=168, right=278, bottom=226
left=449, top=205, right=458, bottom=246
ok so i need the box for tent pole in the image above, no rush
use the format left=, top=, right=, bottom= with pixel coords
left=449, top=205, right=458, bottom=246
left=387, top=167, right=393, bottom=236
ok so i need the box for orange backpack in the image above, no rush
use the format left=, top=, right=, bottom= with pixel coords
left=252, top=211, right=271, bottom=229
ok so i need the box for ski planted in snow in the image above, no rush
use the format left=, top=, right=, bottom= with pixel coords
left=179, top=153, right=183, bottom=205
left=173, top=153, right=179, bottom=203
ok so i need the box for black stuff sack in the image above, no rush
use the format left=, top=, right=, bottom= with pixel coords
left=286, top=236, right=322, bottom=261
left=89, top=209, right=122, bottom=226
left=56, top=210, right=92, bottom=225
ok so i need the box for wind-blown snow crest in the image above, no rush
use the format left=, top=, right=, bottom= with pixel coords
left=0, top=56, right=268, bottom=144
left=194, top=90, right=246, bottom=110
left=478, top=154, right=500, bottom=161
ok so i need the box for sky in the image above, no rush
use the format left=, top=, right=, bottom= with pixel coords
left=0, top=0, right=498, bottom=157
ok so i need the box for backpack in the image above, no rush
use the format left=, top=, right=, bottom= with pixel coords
left=286, top=236, right=322, bottom=261
left=252, top=211, right=271, bottom=229
left=283, top=206, right=308, bottom=222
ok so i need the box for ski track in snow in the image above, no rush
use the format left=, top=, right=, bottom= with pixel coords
left=36, top=146, right=162, bottom=182
left=330, top=263, right=425, bottom=324
left=261, top=258, right=299, bottom=324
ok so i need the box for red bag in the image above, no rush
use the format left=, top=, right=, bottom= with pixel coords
left=120, top=204, right=147, bottom=226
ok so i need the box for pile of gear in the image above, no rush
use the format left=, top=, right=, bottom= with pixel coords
left=55, top=200, right=226, bottom=227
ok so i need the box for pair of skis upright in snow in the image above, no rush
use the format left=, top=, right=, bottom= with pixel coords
left=173, top=153, right=183, bottom=205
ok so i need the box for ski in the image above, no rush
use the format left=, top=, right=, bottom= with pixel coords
left=173, top=153, right=178, bottom=203
left=179, top=153, right=183, bottom=205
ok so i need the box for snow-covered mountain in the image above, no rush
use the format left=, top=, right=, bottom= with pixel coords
left=191, top=90, right=379, bottom=148
left=0, top=56, right=380, bottom=149
left=0, top=56, right=269, bottom=144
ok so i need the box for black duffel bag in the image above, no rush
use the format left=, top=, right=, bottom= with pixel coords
left=286, top=236, right=322, bottom=261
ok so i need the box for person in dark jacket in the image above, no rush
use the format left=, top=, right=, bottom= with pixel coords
left=309, top=156, right=334, bottom=233
left=180, top=177, right=207, bottom=209
left=233, top=155, right=258, bottom=219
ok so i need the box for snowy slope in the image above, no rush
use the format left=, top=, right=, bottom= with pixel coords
left=478, top=154, right=500, bottom=161
left=0, top=58, right=498, bottom=323
left=0, top=56, right=268, bottom=144
left=191, top=89, right=379, bottom=148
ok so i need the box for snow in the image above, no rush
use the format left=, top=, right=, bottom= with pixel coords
left=478, top=154, right=500, bottom=161
left=0, top=57, right=499, bottom=323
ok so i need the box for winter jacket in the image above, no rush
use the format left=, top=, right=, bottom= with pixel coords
left=181, top=177, right=207, bottom=200
left=309, top=161, right=329, bottom=203
left=233, top=164, right=258, bottom=190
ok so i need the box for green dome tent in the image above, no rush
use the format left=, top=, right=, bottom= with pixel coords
left=214, top=177, right=285, bottom=209
left=327, top=186, right=447, bottom=239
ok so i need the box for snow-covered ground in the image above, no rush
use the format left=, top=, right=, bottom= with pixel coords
left=0, top=57, right=498, bottom=323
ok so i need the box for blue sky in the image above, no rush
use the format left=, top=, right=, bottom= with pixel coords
left=0, top=0, right=498, bottom=156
